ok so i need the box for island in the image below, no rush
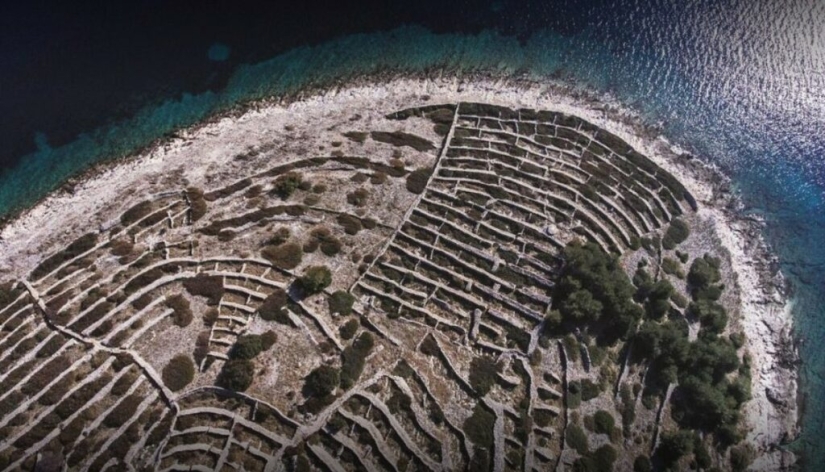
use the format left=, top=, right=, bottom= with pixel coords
left=0, top=78, right=798, bottom=471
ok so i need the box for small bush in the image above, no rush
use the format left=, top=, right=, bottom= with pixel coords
left=581, top=379, right=601, bottom=401
left=230, top=335, right=264, bottom=360
left=662, top=218, right=690, bottom=250
left=592, top=445, right=618, bottom=472
left=339, top=319, right=359, bottom=340
left=165, top=294, right=193, bottom=327
left=162, top=355, right=195, bottom=391
left=566, top=423, right=589, bottom=454
left=262, top=242, right=303, bottom=270
left=217, top=359, right=255, bottom=391
left=259, top=289, right=291, bottom=324
left=593, top=410, right=615, bottom=435
left=299, top=266, right=332, bottom=295
left=307, top=227, right=342, bottom=256
left=182, top=274, right=224, bottom=305
left=346, top=188, right=370, bottom=207
left=469, top=356, right=501, bottom=397
left=406, top=168, right=432, bottom=194
left=337, top=214, right=363, bottom=235
left=271, top=172, right=304, bottom=199
left=328, top=290, right=355, bottom=316
left=204, top=307, right=219, bottom=326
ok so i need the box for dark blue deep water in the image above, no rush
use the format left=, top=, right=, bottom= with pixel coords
left=2, top=0, right=824, bottom=466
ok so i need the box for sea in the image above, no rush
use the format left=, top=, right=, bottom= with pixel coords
left=1, top=0, right=823, bottom=466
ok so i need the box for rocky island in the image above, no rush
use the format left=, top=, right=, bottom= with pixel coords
left=0, top=78, right=798, bottom=471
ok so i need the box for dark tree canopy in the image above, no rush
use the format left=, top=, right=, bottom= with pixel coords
left=217, top=359, right=255, bottom=392
left=162, top=355, right=195, bottom=392
left=300, top=266, right=332, bottom=295
left=303, top=365, right=339, bottom=398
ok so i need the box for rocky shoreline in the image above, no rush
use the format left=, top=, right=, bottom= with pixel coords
left=0, top=74, right=800, bottom=469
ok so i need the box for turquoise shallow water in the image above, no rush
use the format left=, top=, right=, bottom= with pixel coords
left=1, top=0, right=824, bottom=466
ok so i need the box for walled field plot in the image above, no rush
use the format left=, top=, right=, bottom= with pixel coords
left=0, top=101, right=728, bottom=472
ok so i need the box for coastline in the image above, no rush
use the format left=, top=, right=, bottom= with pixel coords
left=0, top=74, right=799, bottom=467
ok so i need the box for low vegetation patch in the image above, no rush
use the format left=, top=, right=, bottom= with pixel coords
left=262, top=242, right=303, bottom=270
left=370, top=131, right=435, bottom=152
left=183, top=274, right=224, bottom=305
left=340, top=332, right=374, bottom=389
left=217, top=359, right=255, bottom=391
left=259, top=288, right=291, bottom=324
left=165, top=294, right=193, bottom=327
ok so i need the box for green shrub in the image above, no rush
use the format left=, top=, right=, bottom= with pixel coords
left=593, top=410, right=615, bottom=435
left=265, top=227, right=291, bottom=246
left=566, top=423, right=589, bottom=454
left=339, top=319, right=359, bottom=340
left=299, top=266, right=332, bottom=295
left=661, top=257, right=684, bottom=278
left=662, top=218, right=690, bottom=250
left=657, top=430, right=694, bottom=467
left=271, top=172, right=304, bottom=199
left=303, top=365, right=339, bottom=398
left=469, top=356, right=501, bottom=397
left=633, top=455, right=652, bottom=472
left=259, top=289, right=290, bottom=323
left=217, top=359, right=255, bottom=391
left=262, top=242, right=303, bottom=270
left=230, top=335, right=264, bottom=360
left=581, top=379, right=601, bottom=401
left=328, top=290, right=355, bottom=316
left=688, top=254, right=722, bottom=293
left=406, top=168, right=432, bottom=194
left=730, top=444, right=754, bottom=472
left=162, top=355, right=195, bottom=391
left=340, top=332, right=374, bottom=389
left=463, top=404, right=495, bottom=449
left=592, top=444, right=617, bottom=472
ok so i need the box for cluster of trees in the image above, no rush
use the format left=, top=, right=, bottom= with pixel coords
left=547, top=242, right=642, bottom=344
left=632, top=253, right=750, bottom=449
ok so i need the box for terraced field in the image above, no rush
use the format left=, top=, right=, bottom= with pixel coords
left=1, top=102, right=757, bottom=472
